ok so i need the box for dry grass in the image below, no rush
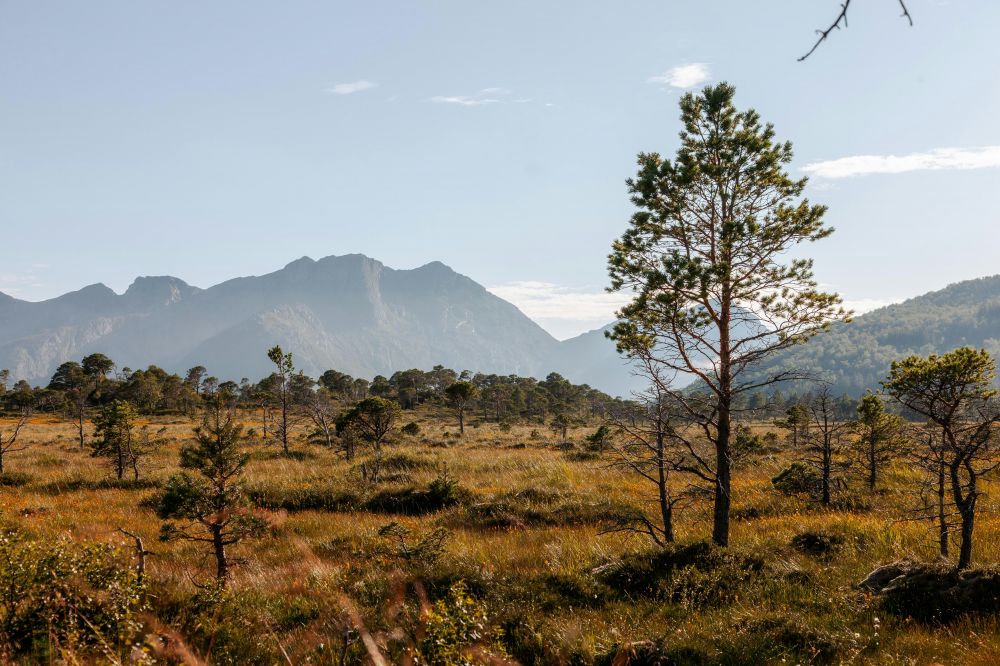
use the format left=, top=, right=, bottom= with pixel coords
left=2, top=410, right=999, bottom=663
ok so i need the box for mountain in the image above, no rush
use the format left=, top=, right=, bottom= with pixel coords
left=745, top=275, right=1000, bottom=396
left=0, top=255, right=645, bottom=396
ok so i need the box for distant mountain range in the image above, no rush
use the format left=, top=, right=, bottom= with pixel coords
left=3, top=256, right=998, bottom=399
left=0, top=255, right=644, bottom=396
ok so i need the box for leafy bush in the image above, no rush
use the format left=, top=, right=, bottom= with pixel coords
left=411, top=581, right=509, bottom=665
left=457, top=489, right=637, bottom=529
left=879, top=564, right=1000, bottom=624
left=401, top=421, right=421, bottom=436
left=365, top=469, right=468, bottom=515
left=771, top=462, right=822, bottom=497
left=595, top=542, right=764, bottom=607
left=791, top=529, right=845, bottom=557
left=0, top=471, right=32, bottom=487
left=0, top=531, right=144, bottom=662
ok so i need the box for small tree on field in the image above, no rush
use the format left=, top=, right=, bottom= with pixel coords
left=0, top=406, right=30, bottom=475
left=607, top=83, right=847, bottom=546
left=48, top=361, right=91, bottom=448
left=852, top=391, right=906, bottom=491
left=157, top=405, right=267, bottom=583
left=606, top=383, right=685, bottom=546
left=305, top=387, right=338, bottom=448
left=444, top=381, right=478, bottom=435
left=800, top=388, right=851, bottom=506
left=550, top=412, right=570, bottom=440
left=91, top=400, right=142, bottom=480
left=776, top=403, right=811, bottom=448
left=266, top=345, right=295, bottom=454
left=883, top=347, right=1000, bottom=569
left=341, top=397, right=400, bottom=483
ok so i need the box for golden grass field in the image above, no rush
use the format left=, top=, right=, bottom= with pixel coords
left=3, top=410, right=1000, bottom=664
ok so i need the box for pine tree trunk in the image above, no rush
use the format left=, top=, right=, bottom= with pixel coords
left=937, top=457, right=949, bottom=558
left=213, top=527, right=229, bottom=582
left=458, top=408, right=465, bottom=435
left=656, top=428, right=675, bottom=543
left=868, top=441, right=877, bottom=491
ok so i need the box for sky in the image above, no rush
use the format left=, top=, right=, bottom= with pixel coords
left=2, top=1, right=999, bottom=339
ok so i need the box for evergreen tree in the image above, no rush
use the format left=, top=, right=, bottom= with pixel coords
left=157, top=405, right=266, bottom=583
left=608, top=83, right=847, bottom=546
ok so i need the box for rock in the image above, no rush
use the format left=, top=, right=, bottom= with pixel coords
left=857, top=559, right=917, bottom=593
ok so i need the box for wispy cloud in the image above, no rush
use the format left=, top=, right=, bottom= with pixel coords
left=431, top=95, right=501, bottom=107
left=803, top=146, right=1000, bottom=179
left=487, top=281, right=629, bottom=336
left=326, top=79, right=378, bottom=95
left=430, top=87, right=518, bottom=107
left=648, top=63, right=711, bottom=89
left=841, top=297, right=897, bottom=314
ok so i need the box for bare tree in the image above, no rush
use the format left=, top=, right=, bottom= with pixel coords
left=800, top=1, right=913, bottom=61
left=305, top=387, right=339, bottom=448
left=0, top=406, right=31, bottom=475
left=606, top=372, right=687, bottom=546
left=802, top=388, right=851, bottom=506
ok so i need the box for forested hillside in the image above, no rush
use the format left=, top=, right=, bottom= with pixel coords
left=748, top=275, right=1000, bottom=396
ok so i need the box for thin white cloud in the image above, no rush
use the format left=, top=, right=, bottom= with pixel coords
left=431, top=87, right=523, bottom=107
left=431, top=95, right=500, bottom=107
left=841, top=298, right=897, bottom=315
left=803, top=146, right=1000, bottom=179
left=648, top=63, right=711, bottom=89
left=488, top=281, right=629, bottom=322
left=326, top=80, right=378, bottom=95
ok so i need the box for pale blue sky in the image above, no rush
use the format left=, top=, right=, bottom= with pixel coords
left=3, top=1, right=999, bottom=338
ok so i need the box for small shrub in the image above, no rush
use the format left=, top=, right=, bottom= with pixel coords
left=0, top=530, right=145, bottom=662
left=0, top=471, right=32, bottom=487
left=772, top=462, right=822, bottom=497
left=791, top=529, right=845, bottom=557
left=411, top=581, right=509, bottom=665
left=879, top=564, right=1000, bottom=624
left=401, top=422, right=420, bottom=436
left=595, top=542, right=764, bottom=607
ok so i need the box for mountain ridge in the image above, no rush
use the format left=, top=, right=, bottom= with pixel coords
left=0, top=254, right=643, bottom=396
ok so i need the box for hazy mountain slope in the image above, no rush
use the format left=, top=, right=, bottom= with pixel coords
left=554, top=324, right=647, bottom=397
left=745, top=275, right=1000, bottom=396
left=0, top=254, right=608, bottom=389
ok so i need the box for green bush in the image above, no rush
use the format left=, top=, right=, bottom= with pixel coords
left=412, top=581, right=509, bottom=666
left=791, top=529, right=845, bottom=557
left=595, top=542, right=764, bottom=607
left=771, top=462, right=822, bottom=497
left=0, top=530, right=144, bottom=662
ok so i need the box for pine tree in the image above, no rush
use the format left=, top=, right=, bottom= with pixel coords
left=157, top=404, right=267, bottom=583
left=608, top=83, right=847, bottom=546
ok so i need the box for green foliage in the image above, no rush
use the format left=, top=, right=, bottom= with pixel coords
left=584, top=424, right=613, bottom=452
left=377, top=521, right=450, bottom=565
left=0, top=531, right=144, bottom=662
left=158, top=410, right=267, bottom=581
left=412, top=581, right=509, bottom=666
left=595, top=542, right=764, bottom=607
left=771, top=462, right=823, bottom=498
left=90, top=399, right=141, bottom=479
